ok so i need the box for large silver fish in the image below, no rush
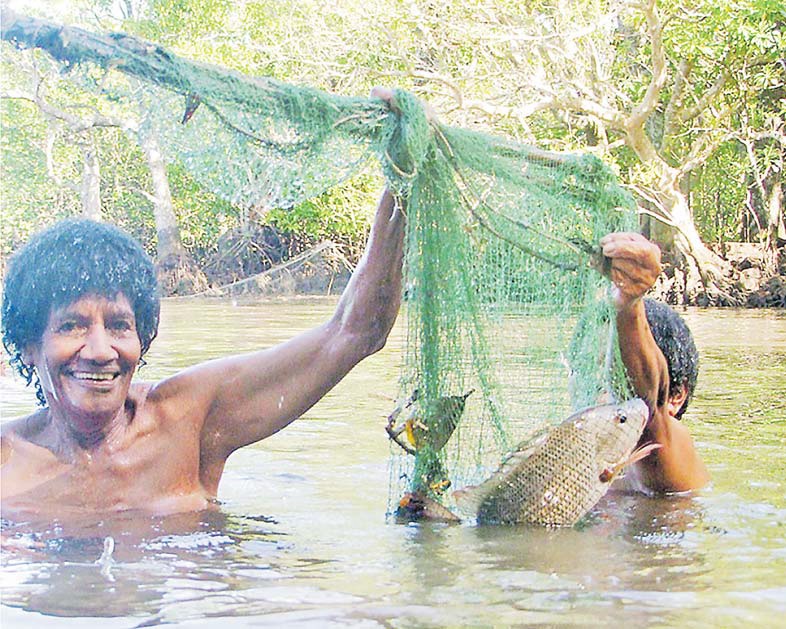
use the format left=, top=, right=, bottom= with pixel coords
left=454, top=399, right=659, bottom=526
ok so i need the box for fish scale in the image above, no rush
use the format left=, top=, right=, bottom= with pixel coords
left=456, top=398, right=650, bottom=526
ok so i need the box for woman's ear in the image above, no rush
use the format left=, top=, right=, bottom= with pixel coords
left=667, top=383, right=689, bottom=418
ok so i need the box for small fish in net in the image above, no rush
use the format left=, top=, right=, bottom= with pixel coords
left=386, top=388, right=474, bottom=455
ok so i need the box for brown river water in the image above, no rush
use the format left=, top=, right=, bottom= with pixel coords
left=1, top=298, right=784, bottom=628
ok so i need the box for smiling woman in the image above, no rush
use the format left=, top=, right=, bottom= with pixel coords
left=0, top=188, right=405, bottom=521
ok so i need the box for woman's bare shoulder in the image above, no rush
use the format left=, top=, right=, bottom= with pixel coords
left=0, top=409, right=49, bottom=464
left=129, top=377, right=206, bottom=431
left=1, top=408, right=48, bottom=439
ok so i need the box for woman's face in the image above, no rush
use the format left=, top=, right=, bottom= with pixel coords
left=26, top=293, right=142, bottom=432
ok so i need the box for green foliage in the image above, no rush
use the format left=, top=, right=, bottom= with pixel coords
left=2, top=0, right=783, bottom=274
left=96, top=128, right=157, bottom=253
left=659, top=0, right=784, bottom=244
left=0, top=98, right=79, bottom=257
left=267, top=174, right=379, bottom=260
left=136, top=0, right=234, bottom=48
left=166, top=162, right=240, bottom=264
left=692, top=143, right=749, bottom=243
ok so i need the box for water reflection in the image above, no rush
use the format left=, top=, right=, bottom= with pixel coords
left=2, top=510, right=287, bottom=620
left=1, top=300, right=784, bottom=627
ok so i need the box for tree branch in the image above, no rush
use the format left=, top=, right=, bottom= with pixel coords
left=678, top=69, right=730, bottom=124
left=743, top=125, right=786, bottom=148
left=679, top=126, right=736, bottom=175
left=663, top=59, right=691, bottom=141
left=126, top=184, right=158, bottom=204
left=1, top=84, right=133, bottom=133
left=628, top=0, right=668, bottom=130
left=372, top=68, right=465, bottom=106
left=461, top=96, right=558, bottom=121
left=43, top=124, right=81, bottom=193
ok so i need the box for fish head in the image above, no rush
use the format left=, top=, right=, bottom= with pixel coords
left=572, top=398, right=649, bottom=475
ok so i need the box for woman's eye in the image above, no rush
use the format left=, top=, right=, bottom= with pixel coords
left=109, top=319, right=134, bottom=333
left=57, top=321, right=81, bottom=334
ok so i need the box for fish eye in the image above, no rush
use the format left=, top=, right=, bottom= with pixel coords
left=617, top=412, right=627, bottom=424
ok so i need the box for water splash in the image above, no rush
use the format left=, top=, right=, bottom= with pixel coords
left=95, top=536, right=115, bottom=581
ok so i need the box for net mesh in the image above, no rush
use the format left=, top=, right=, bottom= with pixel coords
left=6, top=19, right=639, bottom=516
left=387, top=114, right=636, bottom=511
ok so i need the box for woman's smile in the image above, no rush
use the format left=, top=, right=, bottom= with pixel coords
left=69, top=369, right=122, bottom=384
left=72, top=371, right=118, bottom=381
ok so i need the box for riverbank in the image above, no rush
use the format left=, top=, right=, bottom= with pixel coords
left=650, top=242, right=785, bottom=307
left=192, top=239, right=785, bottom=308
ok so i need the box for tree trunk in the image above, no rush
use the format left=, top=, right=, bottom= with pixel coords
left=136, top=119, right=207, bottom=295
left=626, top=124, right=744, bottom=305
left=767, top=179, right=784, bottom=247
left=660, top=183, right=742, bottom=305
left=137, top=124, right=181, bottom=260
left=764, top=178, right=784, bottom=275
left=79, top=138, right=102, bottom=221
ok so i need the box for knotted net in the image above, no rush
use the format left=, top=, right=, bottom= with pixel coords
left=2, top=15, right=638, bottom=517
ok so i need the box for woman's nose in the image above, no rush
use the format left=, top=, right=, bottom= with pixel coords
left=80, top=325, right=118, bottom=362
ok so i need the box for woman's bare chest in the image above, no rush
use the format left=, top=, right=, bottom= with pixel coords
left=1, top=424, right=206, bottom=516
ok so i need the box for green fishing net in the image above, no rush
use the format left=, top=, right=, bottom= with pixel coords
left=3, top=17, right=638, bottom=517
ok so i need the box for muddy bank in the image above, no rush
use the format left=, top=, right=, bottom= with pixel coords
left=182, top=241, right=353, bottom=299
left=176, top=236, right=784, bottom=307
